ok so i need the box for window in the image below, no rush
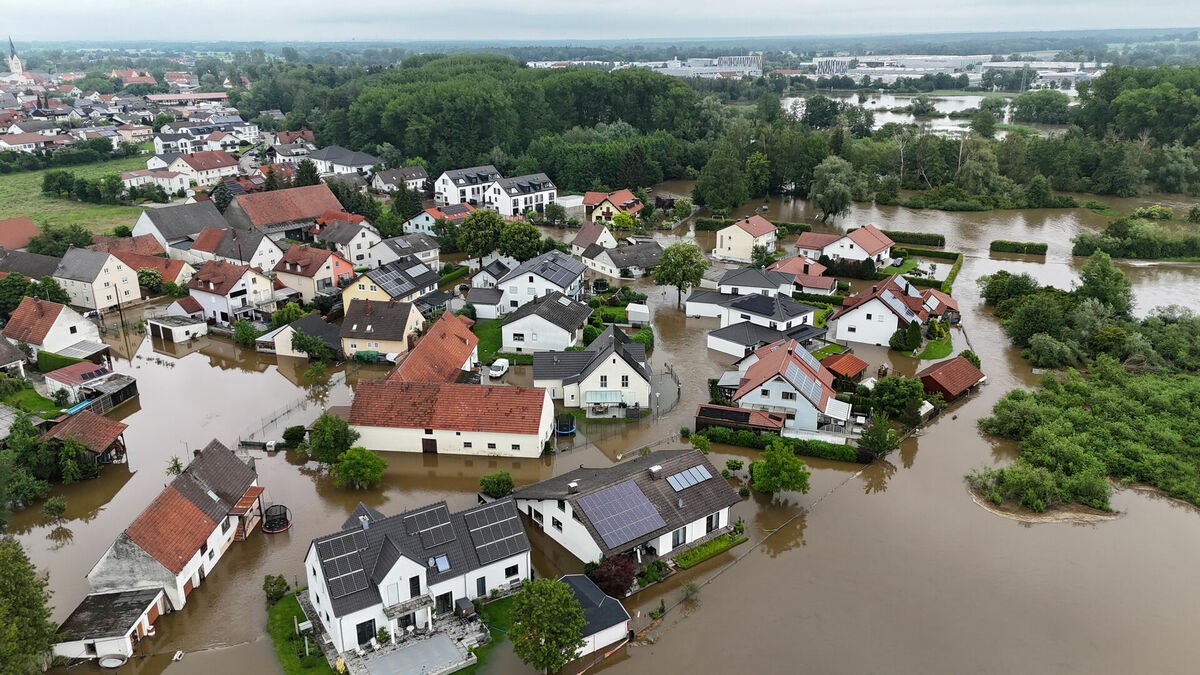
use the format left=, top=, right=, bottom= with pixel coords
left=387, top=583, right=399, bottom=606
left=556, top=499, right=565, bottom=511
left=221, top=518, right=231, bottom=533
left=369, top=285, right=377, bottom=292
left=464, top=442, right=472, bottom=449
left=672, top=526, right=686, bottom=549
left=847, top=326, right=857, bottom=333
left=532, top=509, right=543, bottom=524
left=552, top=517, right=563, bottom=532
left=706, top=512, right=720, bottom=533
left=511, top=444, right=519, bottom=451
left=314, top=592, right=320, bottom=606
left=621, top=375, right=629, bottom=388
left=865, top=313, right=872, bottom=320
left=505, top=565, right=519, bottom=578
left=424, top=428, right=432, bottom=435
left=409, top=576, right=421, bottom=598
left=761, top=388, right=770, bottom=397
left=487, top=442, right=496, bottom=450
left=782, top=391, right=796, bottom=401
left=69, top=326, right=77, bottom=334
left=104, top=281, right=111, bottom=287
left=600, top=375, right=608, bottom=388
left=358, top=283, right=364, bottom=290
left=512, top=332, right=525, bottom=342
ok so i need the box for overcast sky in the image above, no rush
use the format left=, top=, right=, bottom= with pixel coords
left=5, top=1, right=1199, bottom=43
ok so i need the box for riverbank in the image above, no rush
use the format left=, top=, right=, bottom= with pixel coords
left=969, top=489, right=1118, bottom=524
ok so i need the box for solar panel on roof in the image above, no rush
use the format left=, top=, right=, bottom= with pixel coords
left=576, top=480, right=666, bottom=550
left=699, top=406, right=752, bottom=424
left=666, top=465, right=713, bottom=492
left=467, top=501, right=527, bottom=565
left=795, top=348, right=822, bottom=373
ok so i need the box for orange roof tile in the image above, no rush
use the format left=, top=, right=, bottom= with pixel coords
left=917, top=356, right=985, bottom=398
left=349, top=381, right=546, bottom=435
left=767, top=255, right=827, bottom=278
left=733, top=215, right=776, bottom=238
left=110, top=251, right=190, bottom=283
left=89, top=234, right=166, bottom=257
left=387, top=313, right=478, bottom=383
left=188, top=227, right=226, bottom=254
left=274, top=244, right=339, bottom=278
left=188, top=260, right=251, bottom=296
left=40, top=410, right=127, bottom=454
left=234, top=184, right=343, bottom=228
left=733, top=339, right=835, bottom=409
left=175, top=150, right=236, bottom=172
left=795, top=231, right=843, bottom=251
left=174, top=296, right=203, bottom=314
left=1, top=297, right=66, bottom=345
left=820, top=352, right=869, bottom=378
left=125, top=486, right=217, bottom=574
left=846, top=224, right=894, bottom=256
left=0, top=216, right=40, bottom=250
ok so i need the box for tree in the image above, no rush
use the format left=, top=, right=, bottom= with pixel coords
left=750, top=440, right=811, bottom=494
left=810, top=156, right=855, bottom=222
left=211, top=180, right=233, bottom=213
left=263, top=574, right=290, bottom=604
left=543, top=202, right=567, bottom=227
left=610, top=212, right=634, bottom=230
left=857, top=413, right=899, bottom=456
left=693, top=140, right=747, bottom=210
left=458, top=209, right=505, bottom=266
left=751, top=244, right=771, bottom=268
left=0, top=273, right=31, bottom=315
left=151, top=113, right=174, bottom=131
left=391, top=184, right=424, bottom=221
left=654, top=241, right=707, bottom=307
left=42, top=495, right=66, bottom=521
left=26, top=276, right=69, bottom=306
left=233, top=320, right=257, bottom=347
left=801, top=94, right=840, bottom=129
left=263, top=165, right=281, bottom=191
left=331, top=446, right=387, bottom=489
left=1078, top=251, right=1133, bottom=316
left=510, top=578, right=586, bottom=674
left=589, top=555, right=636, bottom=597
left=479, top=471, right=514, bottom=499
left=291, top=330, right=332, bottom=363
left=271, top=301, right=307, bottom=327
left=294, top=159, right=320, bottom=187
left=308, top=412, right=360, bottom=463
left=498, top=221, right=542, bottom=262
left=1024, top=173, right=1053, bottom=208
left=669, top=197, right=692, bottom=222
left=137, top=268, right=163, bottom=293
left=0, top=537, right=57, bottom=672
left=26, top=224, right=92, bottom=257
left=960, top=349, right=982, bottom=369
left=971, top=110, right=997, bottom=139
left=755, top=91, right=782, bottom=123
left=871, top=376, right=926, bottom=418
left=743, top=151, right=770, bottom=197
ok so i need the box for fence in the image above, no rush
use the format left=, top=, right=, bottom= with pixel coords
left=238, top=371, right=347, bottom=443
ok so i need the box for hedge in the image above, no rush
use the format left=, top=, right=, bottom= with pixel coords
left=438, top=266, right=470, bottom=287
left=880, top=230, right=945, bottom=247
left=792, top=291, right=845, bottom=306
left=989, top=240, right=1048, bottom=255
left=896, top=246, right=960, bottom=261
left=37, top=351, right=86, bottom=373
left=696, top=425, right=865, bottom=463
left=675, top=534, right=748, bottom=569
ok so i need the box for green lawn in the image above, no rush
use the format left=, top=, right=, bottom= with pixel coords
left=0, top=155, right=153, bottom=233
left=813, top=305, right=835, bottom=328
left=810, top=343, right=846, bottom=359
left=267, top=593, right=335, bottom=675
left=5, top=388, right=62, bottom=417
left=879, top=257, right=919, bottom=276
left=473, top=318, right=504, bottom=363
left=918, top=335, right=953, bottom=360
left=593, top=306, right=627, bottom=324
left=459, top=595, right=518, bottom=675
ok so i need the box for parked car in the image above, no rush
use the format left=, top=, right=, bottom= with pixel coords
left=489, top=358, right=510, bottom=379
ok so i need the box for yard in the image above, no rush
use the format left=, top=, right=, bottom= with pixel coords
left=471, top=318, right=531, bottom=365
left=878, top=257, right=919, bottom=276
left=810, top=343, right=846, bottom=359
left=5, top=388, right=62, bottom=417
left=459, top=595, right=518, bottom=675
left=918, top=335, right=953, bottom=360
left=0, top=155, right=154, bottom=233
left=267, top=592, right=335, bottom=675
left=592, top=305, right=627, bottom=324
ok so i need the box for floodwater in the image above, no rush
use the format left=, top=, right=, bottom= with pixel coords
left=19, top=186, right=1200, bottom=674
left=781, top=92, right=1069, bottom=136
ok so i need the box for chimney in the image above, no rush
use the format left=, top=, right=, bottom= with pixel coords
left=364, top=299, right=371, bottom=314
left=193, top=448, right=201, bottom=458
left=359, top=515, right=370, bottom=530
left=649, top=465, right=662, bottom=479
left=567, top=481, right=579, bottom=494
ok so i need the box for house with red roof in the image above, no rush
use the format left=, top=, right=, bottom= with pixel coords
left=827, top=273, right=958, bottom=346
left=569, top=221, right=619, bottom=256
left=766, top=255, right=836, bottom=294
left=582, top=189, right=643, bottom=224
left=713, top=215, right=778, bottom=262
left=40, top=409, right=128, bottom=461
left=186, top=260, right=275, bottom=324
left=109, top=250, right=195, bottom=286
left=387, top=312, right=479, bottom=383
left=223, top=184, right=344, bottom=240
left=917, top=355, right=986, bottom=401
left=347, top=380, right=553, bottom=458
left=273, top=244, right=353, bottom=304
left=401, top=203, right=475, bottom=236
left=184, top=226, right=284, bottom=272
left=820, top=351, right=869, bottom=382
left=2, top=296, right=99, bottom=353
left=89, top=233, right=166, bottom=257
left=0, top=215, right=40, bottom=250
left=730, top=338, right=852, bottom=438
left=166, top=150, right=237, bottom=186
left=795, top=224, right=895, bottom=267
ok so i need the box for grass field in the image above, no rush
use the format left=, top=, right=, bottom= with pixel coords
left=0, top=155, right=152, bottom=234
left=459, top=595, right=518, bottom=675
left=5, top=388, right=61, bottom=417
left=879, top=257, right=919, bottom=276
left=266, top=593, right=335, bottom=675
left=918, top=335, right=953, bottom=360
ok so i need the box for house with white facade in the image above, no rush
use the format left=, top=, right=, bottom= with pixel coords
left=52, top=588, right=166, bottom=668
left=716, top=267, right=793, bottom=297
left=307, top=145, right=378, bottom=176
left=469, top=258, right=514, bottom=289
left=368, top=233, right=440, bottom=269
left=120, top=169, right=188, bottom=195
left=580, top=240, right=663, bottom=280
left=186, top=260, right=275, bottom=324
left=765, top=255, right=836, bottom=294
left=402, top=204, right=474, bottom=236
left=569, top=221, right=619, bottom=256
left=304, top=499, right=531, bottom=655
left=483, top=173, right=557, bottom=217
left=472, top=251, right=586, bottom=320
left=53, top=249, right=142, bottom=311
left=560, top=575, right=631, bottom=659
left=167, top=151, right=238, bottom=186
left=501, top=291, right=592, bottom=353
left=582, top=190, right=643, bottom=224
left=794, top=224, right=894, bottom=267
left=532, top=326, right=652, bottom=414
left=512, top=449, right=739, bottom=567
left=434, top=165, right=502, bottom=206
left=686, top=290, right=816, bottom=330
left=315, top=219, right=381, bottom=267
left=827, top=274, right=943, bottom=346
left=132, top=201, right=230, bottom=250
left=728, top=339, right=852, bottom=439
left=182, top=227, right=285, bottom=271
left=712, top=215, right=778, bottom=263
left=348, top=380, right=553, bottom=457
left=371, top=166, right=428, bottom=193
left=273, top=245, right=355, bottom=305
left=2, top=297, right=99, bottom=354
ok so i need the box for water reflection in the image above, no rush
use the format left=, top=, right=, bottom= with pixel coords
left=860, top=459, right=897, bottom=495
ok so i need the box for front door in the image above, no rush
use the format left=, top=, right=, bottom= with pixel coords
left=422, top=438, right=437, bottom=454
left=436, top=592, right=453, bottom=615
left=356, top=619, right=376, bottom=646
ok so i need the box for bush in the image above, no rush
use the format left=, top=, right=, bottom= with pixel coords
left=479, top=471, right=515, bottom=498
left=162, top=281, right=189, bottom=298
left=880, top=230, right=945, bottom=246
left=960, top=349, right=982, bottom=369
left=637, top=559, right=670, bottom=586
left=674, top=533, right=746, bottom=569
left=690, top=435, right=710, bottom=454
left=725, top=459, right=744, bottom=472
left=589, top=555, right=636, bottom=596
left=793, top=291, right=844, bottom=306
left=631, top=326, right=654, bottom=350
left=990, top=240, right=1049, bottom=255
left=36, top=352, right=85, bottom=373
left=679, top=426, right=691, bottom=439
left=582, top=325, right=601, bottom=346
left=282, top=426, right=306, bottom=448
left=739, top=486, right=750, bottom=498
left=1132, top=204, right=1173, bottom=220
left=233, top=320, right=258, bottom=347
left=456, top=302, right=477, bottom=320
left=263, top=574, right=290, bottom=604
left=587, top=297, right=602, bottom=308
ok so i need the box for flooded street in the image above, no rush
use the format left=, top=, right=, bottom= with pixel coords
left=18, top=188, right=1200, bottom=674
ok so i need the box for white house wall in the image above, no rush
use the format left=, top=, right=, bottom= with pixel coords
left=829, top=298, right=902, bottom=346
left=576, top=357, right=650, bottom=407
left=736, top=376, right=819, bottom=430
left=706, top=333, right=751, bottom=358
left=353, top=422, right=551, bottom=459
left=33, top=310, right=100, bottom=353
left=515, top=498, right=603, bottom=564
left=502, top=316, right=575, bottom=353
left=579, top=621, right=630, bottom=659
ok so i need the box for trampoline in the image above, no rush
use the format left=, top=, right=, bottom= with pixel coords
left=555, top=413, right=576, bottom=435
left=262, top=504, right=293, bottom=534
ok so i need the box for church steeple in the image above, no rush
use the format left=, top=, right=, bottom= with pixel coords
left=7, top=37, right=14, bottom=59
left=7, top=37, right=21, bottom=75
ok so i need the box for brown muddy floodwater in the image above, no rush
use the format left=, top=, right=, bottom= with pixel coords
left=18, top=191, right=1200, bottom=675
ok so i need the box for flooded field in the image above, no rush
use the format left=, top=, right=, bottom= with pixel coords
left=780, top=92, right=1070, bottom=135
left=20, top=187, right=1200, bottom=674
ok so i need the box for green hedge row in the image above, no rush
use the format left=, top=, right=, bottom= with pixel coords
left=697, top=425, right=864, bottom=463
left=989, top=240, right=1048, bottom=255
left=880, top=230, right=945, bottom=247
left=438, top=266, right=470, bottom=287
left=895, top=246, right=960, bottom=261
left=792, top=291, right=845, bottom=306
left=675, top=534, right=747, bottom=569
left=37, top=352, right=85, bottom=373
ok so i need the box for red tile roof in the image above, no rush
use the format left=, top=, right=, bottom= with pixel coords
left=820, top=352, right=869, bottom=379
left=173, top=296, right=203, bottom=315
left=846, top=224, right=894, bottom=256
left=921, top=288, right=959, bottom=313
left=110, top=251, right=190, bottom=283
left=89, top=233, right=167, bottom=257
left=234, top=184, right=343, bottom=228
left=174, top=150, right=236, bottom=172
left=767, top=255, right=828, bottom=278
left=583, top=189, right=643, bottom=215
left=349, top=380, right=547, bottom=435
left=45, top=361, right=111, bottom=386
left=315, top=209, right=365, bottom=226
left=274, top=245, right=335, bottom=278
left=0, top=216, right=40, bottom=250
left=917, top=356, right=985, bottom=398
left=733, top=215, right=777, bottom=238
left=125, top=486, right=217, bottom=574
left=257, top=163, right=295, bottom=181
left=188, top=260, right=251, bottom=296
left=388, top=313, right=478, bottom=384
left=2, top=297, right=66, bottom=345
left=274, top=129, right=314, bottom=145
left=40, top=410, right=127, bottom=454
left=733, top=339, right=835, bottom=409
left=188, top=227, right=226, bottom=254
left=830, top=274, right=928, bottom=323
left=794, top=231, right=843, bottom=251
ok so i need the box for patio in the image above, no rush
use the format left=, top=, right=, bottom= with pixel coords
left=361, top=633, right=473, bottom=675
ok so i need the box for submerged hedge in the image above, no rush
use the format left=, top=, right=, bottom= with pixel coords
left=696, top=425, right=865, bottom=463
left=880, top=230, right=945, bottom=247
left=990, top=240, right=1048, bottom=255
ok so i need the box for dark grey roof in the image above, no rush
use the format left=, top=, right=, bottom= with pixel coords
left=709, top=321, right=787, bottom=349
left=57, top=588, right=162, bottom=640
left=783, top=323, right=827, bottom=343
left=152, top=152, right=180, bottom=165
left=685, top=289, right=734, bottom=306
left=378, top=233, right=438, bottom=257
left=170, top=439, right=257, bottom=522
left=0, top=338, right=25, bottom=367
left=442, top=165, right=500, bottom=186
left=465, top=287, right=502, bottom=305
left=560, top=574, right=630, bottom=637
left=727, top=294, right=815, bottom=321
left=363, top=256, right=439, bottom=300
left=317, top=219, right=369, bottom=246
left=440, top=203, right=473, bottom=218
left=210, top=228, right=276, bottom=263
left=513, top=450, right=738, bottom=558
left=341, top=298, right=415, bottom=342
left=499, top=250, right=585, bottom=289
left=532, top=325, right=649, bottom=384
left=602, top=241, right=663, bottom=269
left=0, top=248, right=62, bottom=279
left=53, top=248, right=111, bottom=282
left=311, top=498, right=530, bottom=618
left=288, top=313, right=342, bottom=353
left=481, top=259, right=511, bottom=280
left=493, top=173, right=555, bottom=195
left=502, top=291, right=591, bottom=332
left=375, top=166, right=427, bottom=184
left=143, top=201, right=229, bottom=241
left=414, top=290, right=451, bottom=316
left=155, top=132, right=188, bottom=142
left=309, top=145, right=378, bottom=167
left=719, top=267, right=793, bottom=289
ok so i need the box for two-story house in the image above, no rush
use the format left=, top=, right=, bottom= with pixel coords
left=795, top=224, right=895, bottom=267
left=712, top=215, right=778, bottom=263
left=223, top=184, right=344, bottom=240
left=387, top=312, right=479, bottom=384
left=182, top=227, right=285, bottom=272
left=367, top=233, right=440, bottom=270
left=186, top=260, right=275, bottom=324
left=273, top=245, right=354, bottom=305
left=569, top=221, right=619, bottom=257
left=729, top=339, right=852, bottom=438
left=341, top=256, right=439, bottom=306
left=167, top=150, right=238, bottom=186
left=307, top=146, right=378, bottom=176
left=53, top=248, right=142, bottom=311
left=483, top=173, right=557, bottom=217
left=827, top=274, right=946, bottom=346
left=580, top=240, right=663, bottom=280
left=716, top=267, right=794, bottom=297
left=532, top=325, right=652, bottom=414
left=434, top=165, right=501, bottom=206
left=2, top=296, right=100, bottom=354
left=314, top=217, right=380, bottom=267
left=582, top=189, right=643, bottom=224
left=340, top=299, right=423, bottom=358
left=473, top=251, right=585, bottom=320
left=402, top=204, right=474, bottom=237
left=304, top=499, right=531, bottom=654
left=501, top=291, right=592, bottom=353
left=371, top=166, right=428, bottom=193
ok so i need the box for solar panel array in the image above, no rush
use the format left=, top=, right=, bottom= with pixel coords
left=666, top=465, right=713, bottom=492
left=404, top=504, right=456, bottom=550
left=576, top=480, right=666, bottom=549
left=464, top=501, right=527, bottom=565
left=79, top=367, right=109, bottom=381
left=698, top=406, right=752, bottom=424
left=316, top=530, right=370, bottom=599
left=785, top=361, right=824, bottom=406
left=794, top=347, right=822, bottom=373
left=881, top=290, right=917, bottom=319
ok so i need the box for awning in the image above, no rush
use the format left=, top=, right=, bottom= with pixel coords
left=55, top=340, right=109, bottom=360
left=823, top=398, right=852, bottom=422
left=585, top=390, right=623, bottom=404
left=230, top=485, right=265, bottom=515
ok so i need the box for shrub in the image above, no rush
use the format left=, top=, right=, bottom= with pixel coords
left=679, top=426, right=691, bottom=439
left=725, top=459, right=744, bottom=472
left=479, top=471, right=515, bottom=498
left=880, top=230, right=945, bottom=246
left=1189, top=205, right=1200, bottom=224
left=793, top=291, right=845, bottom=306
left=589, top=555, right=636, bottom=596
left=690, top=435, right=710, bottom=454
left=990, top=240, right=1049, bottom=255
left=960, top=349, right=982, bottom=369
left=263, top=574, right=290, bottom=604
left=739, top=486, right=750, bottom=498
left=1132, top=204, right=1173, bottom=220
left=675, top=533, right=746, bottom=569
left=456, top=302, right=476, bottom=320
left=637, top=559, right=670, bottom=586
left=582, top=325, right=601, bottom=346
left=631, top=326, right=654, bottom=350
left=282, top=426, right=307, bottom=448
left=36, top=352, right=85, bottom=373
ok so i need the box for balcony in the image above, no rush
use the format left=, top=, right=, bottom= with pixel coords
left=384, top=594, right=433, bottom=618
